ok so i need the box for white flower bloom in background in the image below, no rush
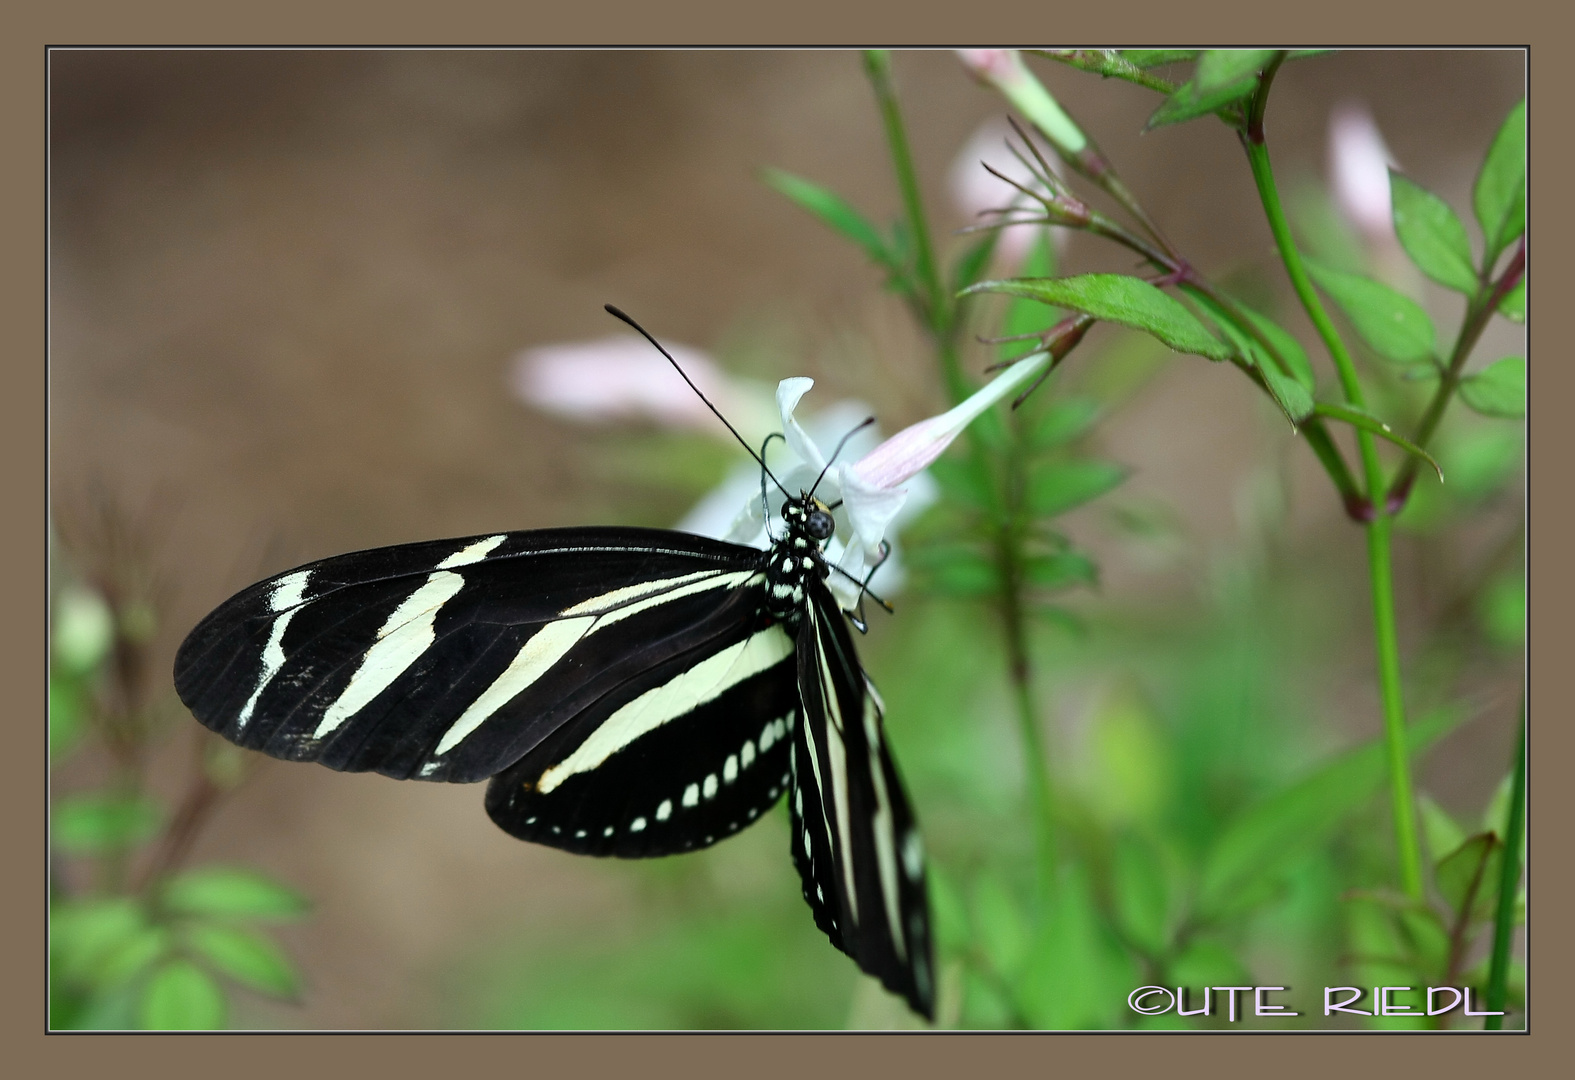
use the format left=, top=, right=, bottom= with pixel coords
left=1328, top=101, right=1399, bottom=243
left=949, top=118, right=1069, bottom=271
left=511, top=335, right=776, bottom=436
left=1327, top=101, right=1421, bottom=293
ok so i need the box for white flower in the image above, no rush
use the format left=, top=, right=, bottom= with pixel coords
left=510, top=335, right=775, bottom=436
left=949, top=118, right=1070, bottom=271
left=715, top=356, right=1052, bottom=608
left=1328, top=101, right=1399, bottom=243
left=511, top=329, right=1054, bottom=612
left=692, top=385, right=933, bottom=609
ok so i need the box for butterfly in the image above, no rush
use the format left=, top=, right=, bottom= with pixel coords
left=173, top=307, right=934, bottom=1021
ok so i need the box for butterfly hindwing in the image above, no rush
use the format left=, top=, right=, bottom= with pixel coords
left=174, top=527, right=773, bottom=785
left=483, top=626, right=798, bottom=857
left=789, top=581, right=935, bottom=1021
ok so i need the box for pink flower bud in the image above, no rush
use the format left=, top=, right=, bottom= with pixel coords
left=1329, top=102, right=1398, bottom=242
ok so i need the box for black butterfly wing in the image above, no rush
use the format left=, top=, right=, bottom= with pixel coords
left=483, top=626, right=798, bottom=857
left=174, top=527, right=789, bottom=800
left=788, top=580, right=935, bottom=1021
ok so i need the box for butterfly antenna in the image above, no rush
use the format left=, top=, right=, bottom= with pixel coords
left=808, top=416, right=876, bottom=500
left=605, top=304, right=791, bottom=499
left=759, top=432, right=784, bottom=542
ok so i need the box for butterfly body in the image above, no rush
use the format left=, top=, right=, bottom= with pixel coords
left=175, top=491, right=934, bottom=1019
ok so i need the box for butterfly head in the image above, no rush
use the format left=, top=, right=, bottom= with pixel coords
left=781, top=495, right=836, bottom=543
left=765, top=495, right=839, bottom=620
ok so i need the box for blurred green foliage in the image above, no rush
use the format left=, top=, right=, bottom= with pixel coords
left=50, top=513, right=311, bottom=1031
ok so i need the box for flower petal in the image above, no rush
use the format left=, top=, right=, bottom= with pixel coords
left=1329, top=102, right=1399, bottom=241
left=839, top=466, right=912, bottom=552
left=776, top=377, right=826, bottom=474
left=849, top=353, right=1049, bottom=491
left=512, top=337, right=726, bottom=428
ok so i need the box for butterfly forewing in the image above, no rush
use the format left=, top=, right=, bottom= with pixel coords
left=789, top=581, right=935, bottom=1021
left=174, top=527, right=772, bottom=785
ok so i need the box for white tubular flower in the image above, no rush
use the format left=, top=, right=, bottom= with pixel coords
left=715, top=356, right=1050, bottom=608
left=956, top=49, right=1088, bottom=156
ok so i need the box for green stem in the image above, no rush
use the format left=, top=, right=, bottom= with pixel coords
left=997, top=522, right=1058, bottom=899
left=1363, top=516, right=1423, bottom=898
left=1484, top=702, right=1526, bottom=1029
left=1245, top=67, right=1424, bottom=900
left=864, top=52, right=1057, bottom=901
left=1388, top=238, right=1525, bottom=509
left=864, top=52, right=949, bottom=343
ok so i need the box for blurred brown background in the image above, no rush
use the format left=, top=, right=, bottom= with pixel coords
left=50, top=50, right=1524, bottom=1027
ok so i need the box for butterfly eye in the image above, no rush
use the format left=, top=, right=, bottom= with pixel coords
left=805, top=508, right=835, bottom=540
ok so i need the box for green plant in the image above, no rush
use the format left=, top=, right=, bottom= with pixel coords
left=756, top=49, right=1523, bottom=1028
left=49, top=498, right=310, bottom=1029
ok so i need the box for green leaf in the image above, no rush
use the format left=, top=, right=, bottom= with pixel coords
left=1238, top=306, right=1316, bottom=393
left=1112, top=835, right=1173, bottom=955
left=1195, top=49, right=1280, bottom=93
left=1028, top=396, right=1101, bottom=449
left=1169, top=938, right=1251, bottom=990
left=967, top=274, right=1231, bottom=360
left=1419, top=795, right=1468, bottom=865
left=951, top=231, right=999, bottom=297
left=1120, top=50, right=1197, bottom=69
left=160, top=866, right=310, bottom=922
left=1026, top=459, right=1128, bottom=518
left=1035, top=50, right=1176, bottom=94
left=1436, top=833, right=1502, bottom=923
left=927, top=455, right=995, bottom=514
left=52, top=898, right=148, bottom=985
left=1023, top=551, right=1097, bottom=590
left=1458, top=357, right=1525, bottom=419
left=1015, top=865, right=1136, bottom=1029
left=1498, top=278, right=1525, bottom=323
left=1085, top=688, right=1169, bottom=826
left=1477, top=570, right=1525, bottom=649
left=914, top=545, right=1000, bottom=598
left=1390, top=172, right=1479, bottom=295
left=972, top=871, right=1032, bottom=979
left=998, top=231, right=1062, bottom=364
left=926, top=864, right=971, bottom=953
left=186, top=923, right=302, bottom=999
left=1474, top=100, right=1526, bottom=263
left=1260, top=364, right=1315, bottom=423
left=1188, top=291, right=1315, bottom=423
left=139, top=959, right=227, bottom=1030
left=1395, top=905, right=1452, bottom=978
left=54, top=792, right=163, bottom=855
left=761, top=168, right=898, bottom=273
left=1304, top=260, right=1436, bottom=363
left=95, top=925, right=172, bottom=990
left=50, top=675, right=88, bottom=763
left=1480, top=772, right=1516, bottom=839
left=1311, top=402, right=1443, bottom=479
left=1143, top=50, right=1279, bottom=132
left=1196, top=705, right=1465, bottom=918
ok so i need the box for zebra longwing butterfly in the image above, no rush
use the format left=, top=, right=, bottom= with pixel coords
left=174, top=308, right=935, bottom=1020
